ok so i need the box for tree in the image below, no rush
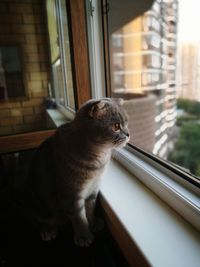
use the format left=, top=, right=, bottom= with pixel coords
left=177, top=98, right=200, bottom=116
left=169, top=123, right=200, bottom=176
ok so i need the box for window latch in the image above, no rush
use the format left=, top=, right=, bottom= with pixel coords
left=103, top=2, right=110, bottom=15
left=89, top=1, right=95, bottom=17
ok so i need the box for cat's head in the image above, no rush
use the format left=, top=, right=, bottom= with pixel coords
left=75, top=98, right=130, bottom=148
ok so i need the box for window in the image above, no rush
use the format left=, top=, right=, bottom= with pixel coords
left=103, top=0, right=200, bottom=181
left=112, top=34, right=123, bottom=48
left=46, top=0, right=75, bottom=111
left=0, top=45, right=25, bottom=100
left=143, top=15, right=160, bottom=32
left=113, top=54, right=123, bottom=69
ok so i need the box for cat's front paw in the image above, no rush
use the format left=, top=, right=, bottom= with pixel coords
left=91, top=217, right=104, bottom=233
left=74, top=231, right=94, bottom=247
left=40, top=230, right=57, bottom=241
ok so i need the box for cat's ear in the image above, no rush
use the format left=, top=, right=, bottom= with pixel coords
left=113, top=98, right=124, bottom=106
left=89, top=100, right=107, bottom=119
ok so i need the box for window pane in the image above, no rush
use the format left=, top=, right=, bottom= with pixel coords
left=0, top=2, right=56, bottom=136
left=46, top=0, right=60, bottom=63
left=52, top=59, right=65, bottom=106
left=107, top=0, right=200, bottom=179
left=0, top=46, right=25, bottom=99
left=58, top=0, right=75, bottom=109
left=46, top=0, right=75, bottom=110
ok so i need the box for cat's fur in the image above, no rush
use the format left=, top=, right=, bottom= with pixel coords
left=21, top=98, right=129, bottom=246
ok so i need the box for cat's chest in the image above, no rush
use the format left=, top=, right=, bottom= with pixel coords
left=79, top=151, right=111, bottom=199
left=80, top=176, right=101, bottom=199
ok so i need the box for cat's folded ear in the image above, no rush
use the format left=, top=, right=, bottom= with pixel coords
left=113, top=98, right=124, bottom=106
left=89, top=100, right=108, bottom=119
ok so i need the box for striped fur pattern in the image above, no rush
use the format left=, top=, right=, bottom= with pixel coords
left=23, top=98, right=129, bottom=246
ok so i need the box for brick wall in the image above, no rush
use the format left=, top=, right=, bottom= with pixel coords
left=124, top=95, right=156, bottom=152
left=0, top=0, right=50, bottom=136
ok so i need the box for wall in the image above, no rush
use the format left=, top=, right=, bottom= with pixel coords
left=124, top=95, right=156, bottom=152
left=0, top=0, right=50, bottom=136
left=176, top=43, right=200, bottom=102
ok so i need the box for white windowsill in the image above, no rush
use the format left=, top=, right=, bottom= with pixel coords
left=46, top=108, right=72, bottom=127
left=113, top=147, right=200, bottom=231
left=100, top=159, right=200, bottom=267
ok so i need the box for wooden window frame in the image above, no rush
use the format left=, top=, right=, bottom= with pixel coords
left=67, top=0, right=91, bottom=109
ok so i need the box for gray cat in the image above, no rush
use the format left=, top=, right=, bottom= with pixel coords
left=22, top=98, right=129, bottom=247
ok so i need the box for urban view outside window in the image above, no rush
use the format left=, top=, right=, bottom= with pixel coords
left=108, top=0, right=200, bottom=179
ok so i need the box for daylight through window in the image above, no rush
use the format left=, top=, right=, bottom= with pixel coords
left=107, top=0, right=200, bottom=179
left=46, top=0, right=75, bottom=110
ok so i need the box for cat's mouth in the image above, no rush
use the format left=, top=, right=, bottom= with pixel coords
left=114, top=136, right=130, bottom=147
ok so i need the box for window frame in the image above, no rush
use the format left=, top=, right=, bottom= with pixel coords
left=46, top=0, right=70, bottom=110
left=55, top=0, right=74, bottom=110
left=85, top=0, right=107, bottom=98
left=67, top=0, right=92, bottom=108
left=46, top=0, right=91, bottom=115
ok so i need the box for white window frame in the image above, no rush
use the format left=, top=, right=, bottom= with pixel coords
left=48, top=0, right=75, bottom=119
left=85, top=0, right=106, bottom=98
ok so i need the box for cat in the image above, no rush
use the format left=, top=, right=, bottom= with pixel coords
left=20, top=98, right=129, bottom=247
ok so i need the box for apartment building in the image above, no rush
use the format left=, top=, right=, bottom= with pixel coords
left=176, top=43, right=200, bottom=101
left=110, top=0, right=178, bottom=157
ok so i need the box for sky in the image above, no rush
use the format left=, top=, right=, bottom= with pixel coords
left=178, top=0, right=200, bottom=43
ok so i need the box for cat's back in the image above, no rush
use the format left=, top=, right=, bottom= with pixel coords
left=31, top=122, right=72, bottom=171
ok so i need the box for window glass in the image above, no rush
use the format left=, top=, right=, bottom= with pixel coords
left=0, top=46, right=25, bottom=99
left=0, top=1, right=56, bottom=136
left=107, top=0, right=200, bottom=179
left=46, top=0, right=60, bottom=63
left=46, top=0, right=75, bottom=110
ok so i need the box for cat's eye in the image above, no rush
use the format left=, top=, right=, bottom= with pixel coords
left=112, top=123, right=120, bottom=132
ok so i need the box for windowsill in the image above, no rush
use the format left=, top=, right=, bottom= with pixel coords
left=100, top=159, right=200, bottom=267
left=46, top=108, right=70, bottom=127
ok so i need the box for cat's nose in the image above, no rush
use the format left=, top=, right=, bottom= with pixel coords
left=126, top=132, right=129, bottom=137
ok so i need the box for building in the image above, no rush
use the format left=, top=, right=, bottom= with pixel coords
left=176, top=43, right=200, bottom=101
left=110, top=0, right=178, bottom=157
